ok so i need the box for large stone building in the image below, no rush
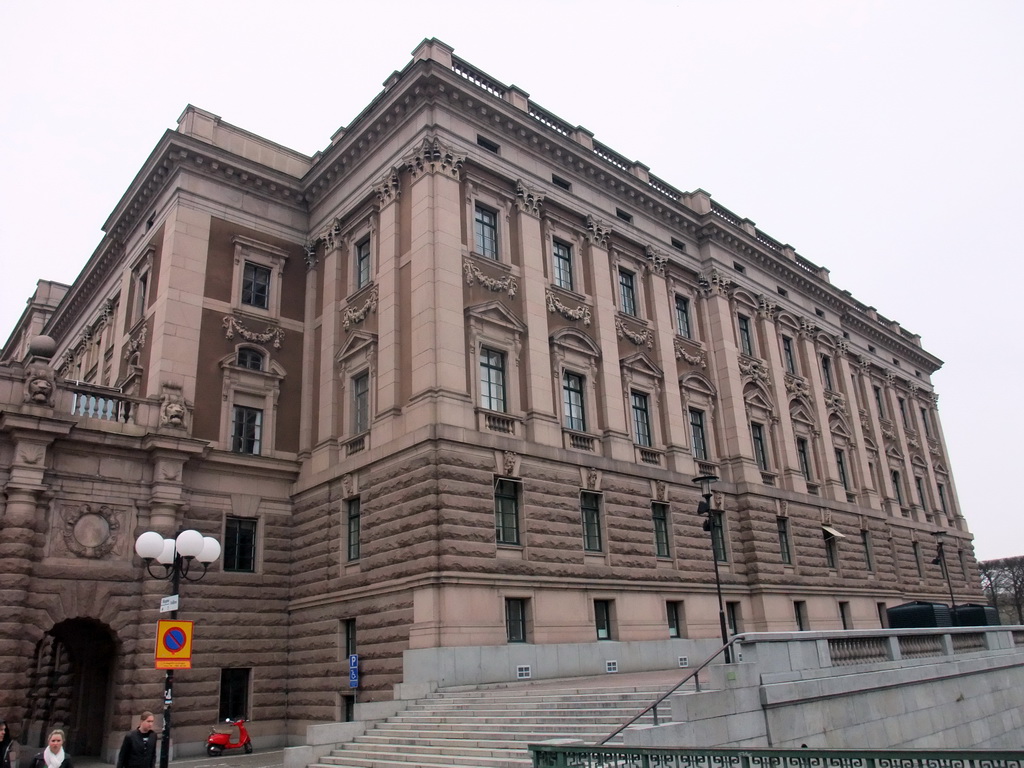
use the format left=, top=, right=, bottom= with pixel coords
left=0, top=39, right=978, bottom=759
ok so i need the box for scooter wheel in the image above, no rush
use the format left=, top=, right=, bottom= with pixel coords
left=207, top=745, right=223, bottom=757
left=244, top=743, right=253, bottom=754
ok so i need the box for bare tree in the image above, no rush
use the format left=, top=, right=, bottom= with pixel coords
left=979, top=556, right=1024, bottom=624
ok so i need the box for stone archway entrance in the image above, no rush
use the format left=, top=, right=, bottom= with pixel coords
left=25, top=619, right=117, bottom=757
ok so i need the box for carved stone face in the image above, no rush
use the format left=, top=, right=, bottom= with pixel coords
left=164, top=402, right=185, bottom=425
left=28, top=376, right=53, bottom=403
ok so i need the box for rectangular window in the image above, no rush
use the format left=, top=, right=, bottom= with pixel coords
left=667, top=601, right=683, bottom=638
left=342, top=618, right=357, bottom=657
left=631, top=391, right=652, bottom=447
left=241, top=262, right=271, bottom=309
left=689, top=409, right=708, bottom=461
left=873, top=386, right=885, bottom=417
left=862, top=529, right=875, bottom=572
left=480, top=347, right=507, bottom=412
left=824, top=530, right=838, bottom=569
left=839, top=601, right=852, bottom=630
left=653, top=502, right=670, bottom=558
left=581, top=491, right=603, bottom=552
left=346, top=498, right=361, bottom=561
left=750, top=422, right=769, bottom=471
left=218, top=668, right=250, bottom=720
left=506, top=598, right=527, bottom=643
left=777, top=516, right=792, bottom=565
left=794, top=601, right=808, bottom=631
left=797, top=438, right=812, bottom=480
left=738, top=315, right=754, bottom=356
left=674, top=295, right=692, bottom=338
left=898, top=397, right=909, bottom=429
left=821, top=355, right=834, bottom=390
left=710, top=511, right=727, bottom=562
left=231, top=406, right=263, bottom=454
left=474, top=204, right=498, bottom=259
left=553, top=240, right=574, bottom=291
left=563, top=371, right=586, bottom=432
left=352, top=372, right=370, bottom=433
left=920, top=407, right=932, bottom=438
left=891, top=470, right=905, bottom=506
left=782, top=336, right=796, bottom=374
left=594, top=599, right=613, bottom=640
left=135, top=271, right=149, bottom=321
left=355, top=237, right=371, bottom=290
left=726, top=601, right=741, bottom=635
left=224, top=517, right=257, bottom=573
left=618, top=269, right=637, bottom=316
left=835, top=448, right=849, bottom=490
left=494, top=478, right=521, bottom=545
left=913, top=541, right=924, bottom=577
left=937, top=483, right=948, bottom=514
left=915, top=476, right=927, bottom=507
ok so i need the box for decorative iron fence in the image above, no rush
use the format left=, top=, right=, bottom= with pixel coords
left=530, top=746, right=1024, bottom=768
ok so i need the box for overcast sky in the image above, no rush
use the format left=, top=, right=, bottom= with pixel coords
left=2, top=1, right=1021, bottom=563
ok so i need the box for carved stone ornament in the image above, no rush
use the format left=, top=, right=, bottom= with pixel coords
left=465, top=260, right=518, bottom=298
left=673, top=338, right=706, bottom=368
left=785, top=374, right=809, bottom=397
left=342, top=286, right=379, bottom=330
left=615, top=318, right=654, bottom=348
left=23, top=360, right=55, bottom=407
left=585, top=215, right=611, bottom=246
left=645, top=245, right=666, bottom=276
left=837, top=339, right=850, bottom=355
left=223, top=316, right=285, bottom=348
left=374, top=169, right=401, bottom=204
left=124, top=324, right=148, bottom=360
left=546, top=290, right=591, bottom=326
left=698, top=269, right=732, bottom=297
left=503, top=451, right=518, bottom=477
left=342, top=474, right=354, bottom=497
left=514, top=179, right=543, bottom=216
left=303, top=241, right=318, bottom=270
left=656, top=480, right=667, bottom=502
left=587, top=467, right=599, bottom=490
left=798, top=318, right=818, bottom=336
left=739, top=357, right=770, bottom=385
left=160, top=383, right=188, bottom=430
left=404, top=136, right=464, bottom=179
left=757, top=295, right=777, bottom=319
left=60, top=503, right=122, bottom=559
left=825, top=390, right=847, bottom=415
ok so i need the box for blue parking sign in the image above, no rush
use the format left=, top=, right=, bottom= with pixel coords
left=348, top=654, right=359, bottom=688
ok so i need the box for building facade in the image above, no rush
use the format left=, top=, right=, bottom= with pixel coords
left=0, top=39, right=978, bottom=758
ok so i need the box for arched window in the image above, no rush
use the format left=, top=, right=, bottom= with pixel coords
left=237, top=347, right=265, bottom=371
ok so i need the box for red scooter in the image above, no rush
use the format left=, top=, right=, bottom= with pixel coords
left=206, top=718, right=253, bottom=756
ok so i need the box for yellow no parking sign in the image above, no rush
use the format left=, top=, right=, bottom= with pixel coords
left=155, top=620, right=194, bottom=669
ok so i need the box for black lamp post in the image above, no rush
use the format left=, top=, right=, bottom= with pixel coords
left=694, top=474, right=731, bottom=663
left=932, top=531, right=957, bottom=626
left=135, top=529, right=221, bottom=768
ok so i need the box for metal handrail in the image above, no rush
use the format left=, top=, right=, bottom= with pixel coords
left=598, top=635, right=745, bottom=745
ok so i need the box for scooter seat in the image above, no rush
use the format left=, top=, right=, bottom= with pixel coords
left=210, top=727, right=234, bottom=735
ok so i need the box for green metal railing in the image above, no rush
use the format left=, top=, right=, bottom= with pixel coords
left=530, top=746, right=1024, bottom=768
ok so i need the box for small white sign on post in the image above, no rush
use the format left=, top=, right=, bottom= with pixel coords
left=160, top=594, right=179, bottom=613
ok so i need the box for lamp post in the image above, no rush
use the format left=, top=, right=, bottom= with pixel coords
left=693, top=474, right=731, bottom=663
left=135, top=529, right=221, bottom=768
left=932, top=531, right=957, bottom=626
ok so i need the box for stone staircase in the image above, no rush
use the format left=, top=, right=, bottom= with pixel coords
left=312, top=673, right=690, bottom=768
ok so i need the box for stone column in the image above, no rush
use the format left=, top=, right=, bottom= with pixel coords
left=312, top=225, right=345, bottom=474
left=755, top=295, right=803, bottom=491
left=840, top=349, right=882, bottom=510
left=514, top=181, right=560, bottom=444
left=372, top=169, right=402, bottom=442
left=583, top=216, right=632, bottom=461
left=797, top=321, right=844, bottom=501
left=646, top=248, right=688, bottom=473
left=298, top=241, right=319, bottom=457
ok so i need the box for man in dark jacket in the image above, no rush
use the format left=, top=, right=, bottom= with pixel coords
left=116, top=712, right=157, bottom=768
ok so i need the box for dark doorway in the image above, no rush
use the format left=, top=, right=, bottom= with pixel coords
left=25, top=619, right=117, bottom=756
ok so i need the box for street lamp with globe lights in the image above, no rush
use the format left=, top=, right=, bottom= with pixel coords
left=693, top=474, right=731, bottom=663
left=135, top=529, right=221, bottom=768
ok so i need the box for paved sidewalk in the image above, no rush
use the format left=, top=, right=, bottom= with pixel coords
left=75, top=749, right=285, bottom=768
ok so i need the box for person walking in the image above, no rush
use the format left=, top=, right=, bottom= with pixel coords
left=0, top=718, right=14, bottom=768
left=115, top=713, right=156, bottom=768
left=28, top=730, right=71, bottom=768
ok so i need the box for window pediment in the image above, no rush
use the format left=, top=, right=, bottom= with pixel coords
left=620, top=351, right=663, bottom=380
left=466, top=301, right=528, bottom=335
left=550, top=327, right=601, bottom=360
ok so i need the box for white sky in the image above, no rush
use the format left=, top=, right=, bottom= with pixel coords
left=2, top=1, right=1021, bottom=562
